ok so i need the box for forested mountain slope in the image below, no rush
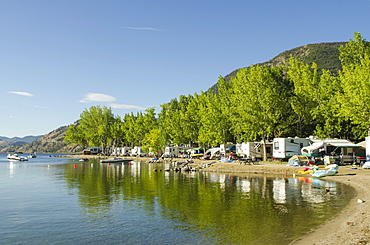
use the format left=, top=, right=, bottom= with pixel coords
left=209, top=42, right=345, bottom=93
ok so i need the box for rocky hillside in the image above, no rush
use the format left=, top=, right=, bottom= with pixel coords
left=0, top=125, right=82, bottom=153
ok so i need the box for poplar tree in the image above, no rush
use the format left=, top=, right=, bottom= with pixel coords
left=75, top=106, right=116, bottom=153
left=158, top=95, right=195, bottom=146
left=339, top=32, right=370, bottom=137
left=194, top=77, right=233, bottom=147
left=229, top=65, right=290, bottom=160
left=142, top=128, right=166, bottom=155
left=64, top=123, right=88, bottom=149
left=122, top=112, right=138, bottom=147
left=287, top=57, right=319, bottom=137
left=311, top=70, right=342, bottom=137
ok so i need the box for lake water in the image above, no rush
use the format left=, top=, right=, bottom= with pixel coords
left=0, top=153, right=354, bottom=244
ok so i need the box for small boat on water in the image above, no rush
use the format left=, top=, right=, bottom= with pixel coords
left=28, top=153, right=37, bottom=158
left=7, top=153, right=29, bottom=161
left=312, top=164, right=339, bottom=178
left=100, top=158, right=133, bottom=164
left=79, top=158, right=89, bottom=162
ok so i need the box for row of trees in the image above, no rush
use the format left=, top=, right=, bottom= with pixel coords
left=65, top=32, right=370, bottom=155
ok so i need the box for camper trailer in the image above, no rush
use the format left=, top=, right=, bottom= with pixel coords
left=131, top=146, right=146, bottom=157
left=164, top=146, right=192, bottom=158
left=273, top=138, right=311, bottom=160
left=83, top=147, right=102, bottom=155
left=112, top=147, right=132, bottom=156
left=236, top=142, right=272, bottom=160
left=301, top=138, right=365, bottom=164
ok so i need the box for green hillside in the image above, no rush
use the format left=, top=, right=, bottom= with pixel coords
left=210, top=42, right=346, bottom=93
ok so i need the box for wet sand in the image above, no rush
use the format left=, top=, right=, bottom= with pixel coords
left=64, top=155, right=370, bottom=244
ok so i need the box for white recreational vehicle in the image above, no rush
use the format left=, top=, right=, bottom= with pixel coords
left=236, top=142, right=272, bottom=160
left=164, top=146, right=192, bottom=157
left=131, top=146, right=146, bottom=157
left=112, top=147, right=132, bottom=156
left=273, top=138, right=311, bottom=160
left=363, top=137, right=370, bottom=168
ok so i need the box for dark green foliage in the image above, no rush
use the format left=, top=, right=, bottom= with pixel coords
left=264, top=42, right=345, bottom=73
left=209, top=42, right=345, bottom=93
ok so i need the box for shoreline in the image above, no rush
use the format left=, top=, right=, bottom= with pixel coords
left=64, top=155, right=370, bottom=244
left=201, top=161, right=370, bottom=245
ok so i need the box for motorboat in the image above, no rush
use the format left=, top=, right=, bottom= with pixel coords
left=7, top=153, right=29, bottom=161
left=312, top=164, right=338, bottom=178
left=28, top=153, right=37, bottom=158
left=100, top=158, right=133, bottom=164
left=79, top=158, right=89, bottom=162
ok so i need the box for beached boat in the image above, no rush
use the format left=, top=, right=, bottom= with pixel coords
left=100, top=158, right=133, bottom=164
left=312, top=164, right=338, bottom=178
left=7, top=153, right=29, bottom=161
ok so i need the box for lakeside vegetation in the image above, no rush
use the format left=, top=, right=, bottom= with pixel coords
left=61, top=33, right=370, bottom=154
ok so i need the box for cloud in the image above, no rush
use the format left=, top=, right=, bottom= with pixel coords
left=110, top=103, right=146, bottom=110
left=32, top=105, right=49, bottom=109
left=79, top=93, right=144, bottom=110
left=80, top=93, right=117, bottom=103
left=121, top=26, right=162, bottom=31
left=8, top=91, right=34, bottom=97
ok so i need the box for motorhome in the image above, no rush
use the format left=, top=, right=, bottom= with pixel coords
left=236, top=142, right=272, bottom=160
left=273, top=138, right=311, bottom=160
left=164, top=146, right=192, bottom=157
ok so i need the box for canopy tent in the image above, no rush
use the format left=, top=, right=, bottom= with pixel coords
left=301, top=142, right=325, bottom=157
left=326, top=140, right=361, bottom=148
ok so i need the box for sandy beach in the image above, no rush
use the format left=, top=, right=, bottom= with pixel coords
left=64, top=155, right=370, bottom=244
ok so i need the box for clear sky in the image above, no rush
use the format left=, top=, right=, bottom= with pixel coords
left=1, top=0, right=370, bottom=138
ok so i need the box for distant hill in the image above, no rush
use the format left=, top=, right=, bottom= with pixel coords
left=0, top=135, right=42, bottom=149
left=209, top=42, right=346, bottom=93
left=0, top=125, right=82, bottom=153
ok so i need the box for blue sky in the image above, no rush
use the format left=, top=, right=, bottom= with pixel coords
left=1, top=0, right=370, bottom=138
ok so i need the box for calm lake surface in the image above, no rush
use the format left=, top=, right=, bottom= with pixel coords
left=0, top=153, right=354, bottom=244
